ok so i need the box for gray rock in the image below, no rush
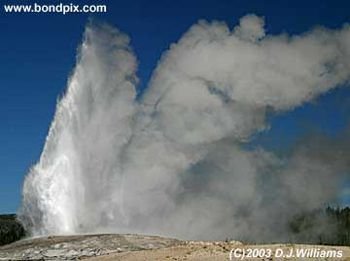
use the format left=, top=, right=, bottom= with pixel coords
left=0, top=233, right=182, bottom=260
left=43, top=249, right=66, bottom=257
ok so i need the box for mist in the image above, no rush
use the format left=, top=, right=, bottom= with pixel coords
left=19, top=15, right=350, bottom=242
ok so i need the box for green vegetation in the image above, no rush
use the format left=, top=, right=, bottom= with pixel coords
left=0, top=214, right=26, bottom=246
left=289, top=206, right=350, bottom=246
left=323, top=206, right=350, bottom=245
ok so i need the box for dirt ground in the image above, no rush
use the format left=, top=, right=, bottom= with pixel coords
left=1, top=234, right=350, bottom=260
left=89, top=242, right=350, bottom=261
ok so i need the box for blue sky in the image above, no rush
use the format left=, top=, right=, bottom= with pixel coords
left=0, top=0, right=350, bottom=213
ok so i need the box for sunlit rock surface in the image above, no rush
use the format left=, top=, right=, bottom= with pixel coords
left=1, top=234, right=350, bottom=261
left=0, top=234, right=180, bottom=260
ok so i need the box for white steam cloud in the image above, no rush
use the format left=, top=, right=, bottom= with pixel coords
left=19, top=15, right=350, bottom=241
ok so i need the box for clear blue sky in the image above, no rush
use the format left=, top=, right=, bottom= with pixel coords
left=0, top=0, right=350, bottom=213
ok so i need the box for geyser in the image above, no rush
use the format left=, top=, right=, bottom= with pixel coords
left=19, top=15, right=350, bottom=241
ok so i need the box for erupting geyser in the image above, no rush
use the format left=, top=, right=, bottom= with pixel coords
left=19, top=23, right=138, bottom=235
left=19, top=15, right=350, bottom=241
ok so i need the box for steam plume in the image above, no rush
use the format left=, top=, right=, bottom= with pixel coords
left=19, top=15, right=350, bottom=241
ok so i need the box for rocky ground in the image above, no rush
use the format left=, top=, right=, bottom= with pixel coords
left=0, top=234, right=180, bottom=260
left=0, top=234, right=349, bottom=260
